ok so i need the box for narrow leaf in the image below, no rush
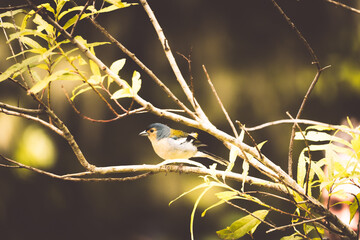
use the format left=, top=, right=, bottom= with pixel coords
left=217, top=210, right=268, bottom=239
left=131, top=70, right=141, bottom=95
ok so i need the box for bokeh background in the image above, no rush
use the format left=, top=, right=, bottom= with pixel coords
left=1, top=0, right=360, bottom=239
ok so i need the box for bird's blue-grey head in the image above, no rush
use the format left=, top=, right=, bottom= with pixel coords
left=140, top=123, right=171, bottom=140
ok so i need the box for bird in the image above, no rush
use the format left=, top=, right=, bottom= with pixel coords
left=139, top=123, right=229, bottom=166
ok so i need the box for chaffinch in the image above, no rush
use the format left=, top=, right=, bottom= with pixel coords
left=139, top=123, right=229, bottom=166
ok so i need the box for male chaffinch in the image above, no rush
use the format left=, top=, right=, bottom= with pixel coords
left=139, top=123, right=229, bottom=166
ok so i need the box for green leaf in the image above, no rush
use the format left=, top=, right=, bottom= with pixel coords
left=295, top=131, right=352, bottom=148
left=104, top=0, right=135, bottom=9
left=350, top=193, right=360, bottom=222
left=0, top=9, right=25, bottom=18
left=216, top=191, right=238, bottom=201
left=190, top=184, right=214, bottom=240
left=89, top=59, right=101, bottom=77
left=280, top=233, right=304, bottom=240
left=297, top=149, right=307, bottom=187
left=110, top=59, right=126, bottom=76
left=217, top=210, right=269, bottom=239
left=29, top=70, right=82, bottom=94
left=111, top=87, right=132, bottom=99
left=8, top=30, right=49, bottom=44
left=56, top=0, right=70, bottom=17
left=131, top=70, right=141, bottom=95
left=71, top=85, right=102, bottom=101
left=33, top=14, right=54, bottom=35
left=19, top=36, right=43, bottom=50
left=241, top=159, right=249, bottom=192
left=229, top=143, right=240, bottom=164
left=38, top=3, right=55, bottom=15
left=0, top=55, right=43, bottom=82
left=111, top=71, right=141, bottom=99
left=62, top=13, right=91, bottom=32
left=58, top=6, right=90, bottom=21
left=0, top=22, right=19, bottom=29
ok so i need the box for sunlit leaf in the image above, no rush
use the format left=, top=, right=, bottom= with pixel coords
left=19, top=36, right=43, bottom=50
left=217, top=210, right=268, bottom=239
left=89, top=59, right=101, bottom=77
left=0, top=22, right=19, bottom=29
left=190, top=184, right=214, bottom=240
left=350, top=193, right=360, bottom=223
left=132, top=70, right=141, bottom=95
left=56, top=0, right=70, bottom=16
left=0, top=9, right=25, bottom=18
left=111, top=87, right=132, bottom=99
left=29, top=70, right=82, bottom=94
left=110, top=59, right=126, bottom=76
left=216, top=191, right=238, bottom=201
left=0, top=55, right=43, bottom=82
left=104, top=0, right=135, bottom=9
left=297, top=149, right=307, bottom=187
left=71, top=85, right=102, bottom=101
left=38, top=3, right=55, bottom=15
left=58, top=6, right=92, bottom=21
left=241, top=159, right=249, bottom=192
left=33, top=14, right=54, bottom=35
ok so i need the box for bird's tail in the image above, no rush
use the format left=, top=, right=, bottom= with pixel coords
left=194, top=150, right=229, bottom=166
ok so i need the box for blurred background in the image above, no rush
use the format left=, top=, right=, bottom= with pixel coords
left=1, top=0, right=360, bottom=239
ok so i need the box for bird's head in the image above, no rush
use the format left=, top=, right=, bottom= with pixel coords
left=139, top=123, right=171, bottom=142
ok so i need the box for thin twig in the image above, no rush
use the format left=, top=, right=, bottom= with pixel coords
left=138, top=0, right=207, bottom=120
left=176, top=50, right=195, bottom=96
left=288, top=65, right=330, bottom=177
left=286, top=112, right=312, bottom=196
left=69, top=0, right=92, bottom=36
left=0, top=107, right=64, bottom=137
left=203, top=65, right=238, bottom=138
left=324, top=0, right=360, bottom=14
left=0, top=4, right=30, bottom=11
left=244, top=118, right=360, bottom=135
left=225, top=200, right=276, bottom=228
left=0, top=102, right=45, bottom=115
left=266, top=216, right=326, bottom=233
left=236, top=121, right=264, bottom=161
left=270, top=0, right=320, bottom=68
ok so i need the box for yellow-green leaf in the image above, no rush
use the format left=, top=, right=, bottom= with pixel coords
left=29, top=70, right=81, bottom=94
left=110, top=59, right=126, bottom=76
left=0, top=55, right=43, bottom=82
left=89, top=59, right=100, bottom=77
left=111, top=87, right=132, bottom=99
left=216, top=191, right=238, bottom=201
left=131, top=70, right=141, bottom=95
left=104, top=0, right=134, bottom=9
left=217, top=210, right=269, bottom=239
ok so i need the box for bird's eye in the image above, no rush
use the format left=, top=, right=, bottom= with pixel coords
left=149, top=128, right=155, bottom=133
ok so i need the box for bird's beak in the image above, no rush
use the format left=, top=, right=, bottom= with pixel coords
left=139, top=130, right=148, bottom=137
